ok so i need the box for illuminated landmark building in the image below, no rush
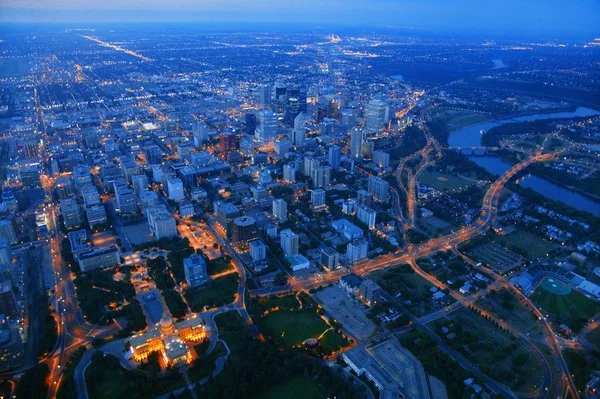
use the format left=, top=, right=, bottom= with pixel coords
left=129, top=314, right=210, bottom=366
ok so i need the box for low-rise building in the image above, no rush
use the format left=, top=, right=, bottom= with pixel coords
left=78, top=246, right=120, bottom=272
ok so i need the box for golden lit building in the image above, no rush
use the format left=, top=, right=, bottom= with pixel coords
left=129, top=313, right=210, bottom=366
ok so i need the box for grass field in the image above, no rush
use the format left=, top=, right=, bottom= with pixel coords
left=584, top=327, right=600, bottom=351
left=530, top=278, right=600, bottom=320
left=261, top=309, right=329, bottom=346
left=256, top=376, right=327, bottom=399
left=477, top=289, right=543, bottom=339
left=494, top=230, right=557, bottom=260
left=418, top=170, right=475, bottom=191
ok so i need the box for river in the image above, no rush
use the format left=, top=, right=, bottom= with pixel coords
left=446, top=107, right=600, bottom=216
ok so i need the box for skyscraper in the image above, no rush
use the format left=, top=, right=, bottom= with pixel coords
left=292, top=112, right=309, bottom=147
left=259, top=84, right=271, bottom=106
left=365, top=99, right=389, bottom=133
left=328, top=145, right=341, bottom=169
left=350, top=127, right=363, bottom=159
left=272, top=199, right=288, bottom=222
left=367, top=176, right=389, bottom=202
left=256, top=110, right=278, bottom=144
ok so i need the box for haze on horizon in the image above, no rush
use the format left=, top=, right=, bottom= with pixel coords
left=2, top=0, right=600, bottom=39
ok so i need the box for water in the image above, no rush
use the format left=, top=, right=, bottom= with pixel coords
left=468, top=156, right=600, bottom=216
left=448, top=106, right=600, bottom=148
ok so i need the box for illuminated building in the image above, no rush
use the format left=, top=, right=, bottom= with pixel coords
left=129, top=314, right=209, bottom=366
left=365, top=99, right=389, bottom=133
left=350, top=127, right=363, bottom=159
left=356, top=204, right=377, bottom=229
left=214, top=201, right=240, bottom=236
left=346, top=238, right=369, bottom=263
left=184, top=255, right=209, bottom=287
left=311, top=188, right=326, bottom=207
left=60, top=198, right=81, bottom=228
left=280, top=229, right=299, bottom=256
left=372, top=150, right=390, bottom=168
left=249, top=240, right=267, bottom=262
left=283, top=164, right=296, bottom=183
left=78, top=247, right=120, bottom=272
left=272, top=199, right=288, bottom=222
left=231, top=216, right=258, bottom=249
left=367, top=176, right=389, bottom=202
left=256, top=110, right=278, bottom=144
left=320, top=247, right=340, bottom=271
left=219, top=132, right=239, bottom=159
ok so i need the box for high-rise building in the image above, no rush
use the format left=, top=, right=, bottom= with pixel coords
left=86, top=204, right=108, bottom=227
left=350, top=127, right=363, bottom=159
left=116, top=187, right=137, bottom=214
left=359, top=279, right=382, bottom=306
left=356, top=204, right=377, bottom=229
left=131, top=174, right=149, bottom=195
left=340, top=108, right=356, bottom=127
left=367, top=176, right=389, bottom=202
left=346, top=238, right=369, bottom=263
left=139, top=190, right=159, bottom=210
left=304, top=157, right=320, bottom=177
left=219, top=132, right=239, bottom=158
left=245, top=113, right=257, bottom=136
left=60, top=198, right=81, bottom=228
left=328, top=145, right=341, bottom=169
left=54, top=177, right=74, bottom=200
left=292, top=112, right=309, bottom=147
left=365, top=99, right=389, bottom=133
left=178, top=166, right=198, bottom=189
left=231, top=216, right=258, bottom=249
left=72, top=165, right=92, bottom=188
left=311, top=188, right=326, bottom=207
left=372, top=150, right=390, bottom=168
left=184, top=255, right=209, bottom=287
left=272, top=199, right=288, bottom=222
left=214, top=201, right=240, bottom=235
left=283, top=164, right=296, bottom=183
left=177, top=140, right=193, bottom=161
left=256, top=110, right=278, bottom=144
left=259, top=84, right=271, bottom=106
left=249, top=240, right=267, bottom=262
left=0, top=238, right=10, bottom=267
left=192, top=121, right=208, bottom=148
left=0, top=219, right=17, bottom=244
left=280, top=229, right=299, bottom=256
left=320, top=247, right=340, bottom=270
left=167, top=178, right=185, bottom=201
left=146, top=205, right=178, bottom=239
left=311, top=166, right=331, bottom=188
left=152, top=165, right=163, bottom=183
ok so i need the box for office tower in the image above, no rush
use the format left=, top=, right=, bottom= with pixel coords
left=356, top=204, right=377, bottom=229
left=340, top=108, right=356, bottom=126
left=184, top=255, right=209, bottom=287
left=116, top=187, right=137, bottom=214
left=240, top=135, right=256, bottom=157
left=272, top=199, right=288, bottom=222
left=178, top=166, right=198, bottom=189
left=256, top=110, right=278, bottom=144
left=280, top=229, right=299, bottom=256
left=346, top=238, right=369, bottom=263
left=193, top=121, right=208, bottom=148
left=350, top=127, right=363, bottom=159
left=274, top=81, right=286, bottom=99
left=0, top=238, right=11, bottom=266
left=357, top=189, right=373, bottom=206
left=283, top=164, right=296, bottom=183
left=362, top=140, right=375, bottom=159
left=367, top=176, right=389, bottom=202
left=80, top=184, right=100, bottom=208
left=359, top=279, right=382, bottom=306
left=274, top=139, right=291, bottom=155
left=60, top=198, right=81, bottom=228
left=259, top=84, right=271, bottom=106
left=365, top=99, right=389, bottom=133
left=311, top=188, right=326, bottom=207
left=101, top=163, right=122, bottom=190
left=167, top=178, right=185, bottom=201
left=72, top=164, right=92, bottom=188
left=86, top=205, right=107, bottom=228
left=311, top=165, right=331, bottom=188
left=372, top=150, right=390, bottom=168
left=245, top=113, right=257, bottom=136
left=78, top=247, right=120, bottom=272
left=292, top=112, right=309, bottom=147
left=249, top=240, right=267, bottom=262
left=0, top=219, right=17, bottom=244
left=251, top=185, right=268, bottom=201
left=120, top=160, right=141, bottom=184
left=54, top=177, right=74, bottom=200
left=177, top=140, right=193, bottom=161
left=146, top=205, right=178, bottom=239
left=131, top=174, right=149, bottom=195
left=214, top=201, right=240, bottom=235
left=139, top=190, right=159, bottom=210
left=219, top=131, right=239, bottom=158
left=328, top=145, right=341, bottom=169
left=258, top=171, right=272, bottom=185
left=320, top=247, right=340, bottom=270
left=231, top=216, right=258, bottom=249
left=303, top=156, right=320, bottom=177
left=152, top=165, right=163, bottom=183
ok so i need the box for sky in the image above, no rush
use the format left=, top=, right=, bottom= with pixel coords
left=1, top=0, right=599, bottom=38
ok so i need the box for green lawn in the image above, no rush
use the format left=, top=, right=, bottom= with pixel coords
left=494, top=230, right=557, bottom=260
left=256, top=376, right=328, bottom=399
left=319, top=329, right=348, bottom=355
left=261, top=309, right=329, bottom=346
left=185, top=273, right=239, bottom=312
left=418, top=170, right=475, bottom=192
left=531, top=279, right=600, bottom=320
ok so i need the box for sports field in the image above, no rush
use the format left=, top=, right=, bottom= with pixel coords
left=530, top=278, right=600, bottom=320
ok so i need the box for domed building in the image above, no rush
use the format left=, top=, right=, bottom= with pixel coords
left=129, top=313, right=210, bottom=367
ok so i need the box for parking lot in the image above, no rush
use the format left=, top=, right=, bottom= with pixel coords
left=315, top=285, right=376, bottom=341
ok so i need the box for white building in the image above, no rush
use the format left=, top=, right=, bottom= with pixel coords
left=346, top=238, right=369, bottom=263
left=272, top=199, right=288, bottom=222
left=167, top=178, right=185, bottom=201
left=283, top=164, right=296, bottom=183
left=356, top=204, right=377, bottom=229
left=280, top=229, right=299, bottom=256
left=249, top=240, right=267, bottom=262
left=311, top=188, right=326, bottom=207
left=368, top=176, right=389, bottom=202
left=86, top=204, right=107, bottom=227
left=132, top=174, right=149, bottom=195
left=256, top=110, right=278, bottom=144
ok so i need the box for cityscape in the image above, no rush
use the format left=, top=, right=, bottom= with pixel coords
left=1, top=1, right=600, bottom=399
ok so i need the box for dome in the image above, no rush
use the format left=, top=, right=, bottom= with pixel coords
left=159, top=313, right=175, bottom=334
